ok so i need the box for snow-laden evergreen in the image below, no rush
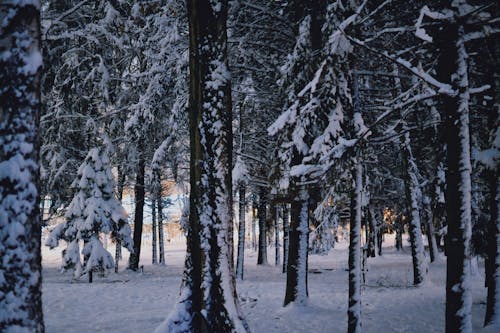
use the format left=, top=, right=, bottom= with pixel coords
left=46, top=147, right=133, bottom=281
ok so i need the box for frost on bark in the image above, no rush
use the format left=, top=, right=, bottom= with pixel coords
left=236, top=184, right=246, bottom=280
left=0, top=1, right=44, bottom=330
left=348, top=159, right=362, bottom=333
left=282, top=204, right=290, bottom=274
left=284, top=187, right=310, bottom=306
left=155, top=0, right=248, bottom=331
left=437, top=18, right=473, bottom=333
left=257, top=188, right=268, bottom=265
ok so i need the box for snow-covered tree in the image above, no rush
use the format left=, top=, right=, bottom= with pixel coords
left=0, top=0, right=44, bottom=330
left=46, top=147, right=133, bottom=282
left=156, top=0, right=249, bottom=331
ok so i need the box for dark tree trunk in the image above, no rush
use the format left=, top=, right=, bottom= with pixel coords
left=437, top=20, right=473, bottom=333
left=152, top=199, right=158, bottom=265
left=115, top=168, right=125, bottom=273
left=158, top=197, right=165, bottom=265
left=395, top=216, right=403, bottom=251
left=128, top=154, right=145, bottom=271
left=283, top=204, right=290, bottom=273
left=257, top=189, right=268, bottom=265
left=284, top=187, right=310, bottom=306
left=367, top=208, right=377, bottom=258
left=483, top=42, right=500, bottom=326
left=348, top=159, right=363, bottom=333
left=0, top=3, right=44, bottom=330
left=275, top=205, right=281, bottom=266
left=423, top=199, right=438, bottom=263
left=252, top=198, right=257, bottom=250
left=158, top=0, right=248, bottom=331
left=236, top=184, right=246, bottom=279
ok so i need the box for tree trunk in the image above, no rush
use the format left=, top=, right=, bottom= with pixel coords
left=393, top=64, right=427, bottom=285
left=423, top=198, right=438, bottom=263
left=236, top=184, right=246, bottom=279
left=0, top=2, right=44, bottom=330
left=401, top=132, right=427, bottom=285
left=283, top=204, right=290, bottom=273
left=348, top=158, right=363, bottom=333
left=128, top=155, right=145, bottom=271
left=152, top=199, right=158, bottom=265
left=115, top=167, right=125, bottom=273
left=395, top=216, right=403, bottom=251
left=157, top=0, right=248, bottom=331
left=484, top=169, right=500, bottom=327
left=275, top=205, right=281, bottom=266
left=257, top=188, right=268, bottom=265
left=368, top=207, right=377, bottom=258
left=252, top=198, right=257, bottom=250
left=284, top=187, right=310, bottom=306
left=483, top=49, right=500, bottom=327
left=437, top=20, right=473, bottom=333
left=158, top=195, right=166, bottom=265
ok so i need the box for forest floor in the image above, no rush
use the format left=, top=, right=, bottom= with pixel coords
left=42, top=233, right=492, bottom=333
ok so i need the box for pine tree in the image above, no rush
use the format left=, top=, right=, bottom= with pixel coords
left=0, top=1, right=44, bottom=330
left=46, top=147, right=133, bottom=282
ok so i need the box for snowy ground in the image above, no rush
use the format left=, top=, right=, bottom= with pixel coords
left=42, top=235, right=490, bottom=332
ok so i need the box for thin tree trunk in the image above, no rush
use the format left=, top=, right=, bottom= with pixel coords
left=236, top=184, right=246, bottom=279
left=115, top=168, right=125, bottom=273
left=283, top=204, right=290, bottom=274
left=438, top=20, right=473, bottom=333
left=368, top=207, right=377, bottom=258
left=423, top=198, right=438, bottom=263
left=252, top=198, right=257, bottom=250
left=275, top=205, right=281, bottom=266
left=394, top=64, right=427, bottom=285
left=152, top=199, right=158, bottom=265
left=158, top=196, right=165, bottom=265
left=284, top=187, right=310, bottom=306
left=257, top=188, right=268, bottom=265
left=0, top=2, right=44, bottom=330
left=128, top=155, right=145, bottom=271
left=348, top=158, right=363, bottom=333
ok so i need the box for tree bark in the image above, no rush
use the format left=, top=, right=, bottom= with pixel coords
left=437, top=19, right=473, bottom=333
left=115, top=167, right=125, bottom=273
left=348, top=158, right=363, bottom=333
left=236, top=184, right=246, bottom=279
left=0, top=2, right=44, bottom=330
left=284, top=187, right=310, bottom=306
left=158, top=197, right=166, bottom=265
left=283, top=204, right=290, bottom=273
left=128, top=155, right=145, bottom=271
left=152, top=199, right=158, bottom=265
left=394, top=64, right=427, bottom=285
left=252, top=198, right=257, bottom=250
left=257, top=188, right=268, bottom=265
left=157, top=0, right=248, bottom=331
left=275, top=205, right=281, bottom=266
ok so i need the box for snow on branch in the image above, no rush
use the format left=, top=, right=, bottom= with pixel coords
left=343, top=33, right=455, bottom=95
left=415, top=6, right=452, bottom=42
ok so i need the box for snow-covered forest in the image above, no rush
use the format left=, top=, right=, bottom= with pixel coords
left=0, top=0, right=499, bottom=332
